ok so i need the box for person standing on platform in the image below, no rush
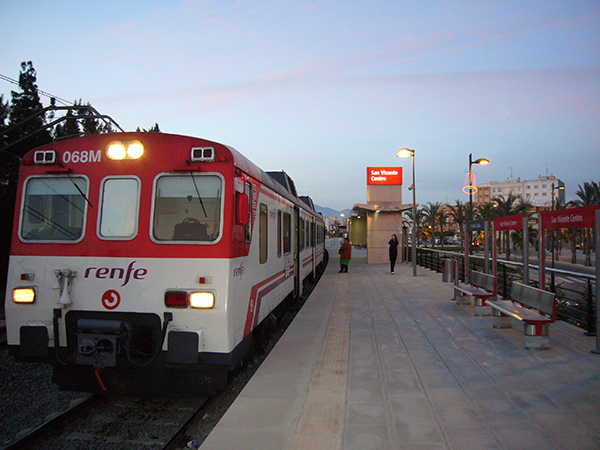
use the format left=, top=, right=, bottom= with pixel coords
left=338, top=237, right=352, bottom=273
left=388, top=234, right=399, bottom=274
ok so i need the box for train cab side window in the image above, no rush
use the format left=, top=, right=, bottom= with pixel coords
left=283, top=212, right=291, bottom=255
left=245, top=182, right=252, bottom=243
left=99, top=177, right=139, bottom=239
left=20, top=176, right=88, bottom=242
left=153, top=174, right=222, bottom=242
left=259, top=203, right=268, bottom=263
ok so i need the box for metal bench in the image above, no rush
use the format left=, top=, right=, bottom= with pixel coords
left=452, top=271, right=495, bottom=316
left=488, top=282, right=556, bottom=350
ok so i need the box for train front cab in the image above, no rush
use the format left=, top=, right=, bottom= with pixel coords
left=4, top=135, right=254, bottom=395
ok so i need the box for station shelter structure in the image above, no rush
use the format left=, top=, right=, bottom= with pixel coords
left=350, top=167, right=414, bottom=264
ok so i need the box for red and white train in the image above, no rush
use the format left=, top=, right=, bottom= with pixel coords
left=5, top=132, right=326, bottom=395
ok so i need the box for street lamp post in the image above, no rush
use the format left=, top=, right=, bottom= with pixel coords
left=467, top=153, right=489, bottom=255
left=398, top=148, right=417, bottom=277
left=550, top=182, right=565, bottom=291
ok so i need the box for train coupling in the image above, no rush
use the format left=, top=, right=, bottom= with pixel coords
left=75, top=319, right=125, bottom=368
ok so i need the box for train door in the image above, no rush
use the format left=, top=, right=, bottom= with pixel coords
left=294, top=205, right=301, bottom=297
left=310, top=218, right=316, bottom=278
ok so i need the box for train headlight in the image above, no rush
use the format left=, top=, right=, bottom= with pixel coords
left=106, top=140, right=144, bottom=160
left=190, top=292, right=215, bottom=309
left=107, top=142, right=127, bottom=160
left=13, top=287, right=36, bottom=304
left=127, top=142, right=144, bottom=159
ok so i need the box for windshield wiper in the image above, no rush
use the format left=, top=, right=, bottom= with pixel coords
left=189, top=171, right=208, bottom=217
left=67, top=173, right=93, bottom=208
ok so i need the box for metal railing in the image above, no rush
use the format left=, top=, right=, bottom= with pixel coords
left=410, top=247, right=597, bottom=335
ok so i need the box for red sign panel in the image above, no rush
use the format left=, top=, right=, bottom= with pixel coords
left=494, top=214, right=526, bottom=231
left=367, top=167, right=402, bottom=185
left=541, top=205, right=600, bottom=230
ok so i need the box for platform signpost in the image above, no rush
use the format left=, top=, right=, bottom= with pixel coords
left=466, top=219, right=485, bottom=283
left=492, top=214, right=526, bottom=298
left=594, top=209, right=600, bottom=354
left=537, top=205, right=599, bottom=353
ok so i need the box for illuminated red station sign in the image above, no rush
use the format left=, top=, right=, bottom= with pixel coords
left=367, top=167, right=402, bottom=185
left=542, top=205, right=600, bottom=229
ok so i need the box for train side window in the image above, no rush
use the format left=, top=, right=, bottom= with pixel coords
left=99, top=177, right=139, bottom=239
left=20, top=176, right=88, bottom=242
left=153, top=174, right=222, bottom=242
left=283, top=212, right=291, bottom=255
left=259, top=203, right=268, bottom=264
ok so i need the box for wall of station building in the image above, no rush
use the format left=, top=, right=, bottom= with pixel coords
left=366, top=211, right=403, bottom=264
left=352, top=167, right=407, bottom=264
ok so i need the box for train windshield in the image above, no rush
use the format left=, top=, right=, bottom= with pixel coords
left=153, top=174, right=222, bottom=242
left=20, top=176, right=88, bottom=242
left=99, top=177, right=140, bottom=239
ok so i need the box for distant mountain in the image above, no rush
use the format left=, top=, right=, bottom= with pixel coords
left=314, top=204, right=352, bottom=217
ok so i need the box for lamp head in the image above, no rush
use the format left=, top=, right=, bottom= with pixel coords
left=473, top=157, right=489, bottom=165
left=397, top=148, right=415, bottom=158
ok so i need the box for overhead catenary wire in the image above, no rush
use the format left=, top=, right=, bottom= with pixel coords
left=1, top=73, right=74, bottom=106
left=1, top=72, right=125, bottom=156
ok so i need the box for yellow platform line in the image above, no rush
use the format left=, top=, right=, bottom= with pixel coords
left=289, top=274, right=351, bottom=450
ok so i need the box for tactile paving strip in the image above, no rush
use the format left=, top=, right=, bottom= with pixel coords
left=289, top=275, right=350, bottom=450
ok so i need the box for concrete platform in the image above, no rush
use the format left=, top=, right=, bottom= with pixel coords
left=199, top=249, right=600, bottom=450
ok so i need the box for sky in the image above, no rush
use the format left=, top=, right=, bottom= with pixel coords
left=1, top=0, right=599, bottom=212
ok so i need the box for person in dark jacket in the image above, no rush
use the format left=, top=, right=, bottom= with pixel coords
left=388, top=234, right=399, bottom=274
left=338, top=237, right=352, bottom=273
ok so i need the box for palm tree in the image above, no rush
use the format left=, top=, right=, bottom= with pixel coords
left=422, top=202, right=443, bottom=247
left=404, top=206, right=426, bottom=246
left=573, top=181, right=600, bottom=266
left=511, top=225, right=538, bottom=254
left=438, top=209, right=447, bottom=245
left=589, top=181, right=600, bottom=204
left=447, top=200, right=468, bottom=249
left=477, top=202, right=499, bottom=221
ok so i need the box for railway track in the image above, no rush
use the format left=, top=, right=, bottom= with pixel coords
left=2, top=392, right=210, bottom=450
left=2, top=394, right=106, bottom=450
left=1, top=332, right=288, bottom=450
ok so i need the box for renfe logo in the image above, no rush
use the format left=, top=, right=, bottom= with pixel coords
left=367, top=167, right=402, bottom=185
left=233, top=263, right=245, bottom=279
left=84, top=261, right=148, bottom=286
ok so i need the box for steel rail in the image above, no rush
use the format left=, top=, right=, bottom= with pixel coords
left=1, top=393, right=106, bottom=450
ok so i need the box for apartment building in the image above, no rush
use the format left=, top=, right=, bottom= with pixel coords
left=474, top=175, right=565, bottom=209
